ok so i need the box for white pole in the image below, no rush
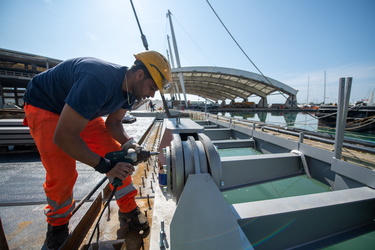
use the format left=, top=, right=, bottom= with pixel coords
left=166, top=36, right=175, bottom=68
left=167, top=36, right=182, bottom=104
left=167, top=10, right=188, bottom=108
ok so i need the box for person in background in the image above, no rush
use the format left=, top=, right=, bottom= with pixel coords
left=151, top=103, right=156, bottom=112
left=22, top=51, right=171, bottom=249
left=148, top=99, right=153, bottom=111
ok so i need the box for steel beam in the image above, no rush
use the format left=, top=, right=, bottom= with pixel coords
left=233, top=187, right=375, bottom=249
left=221, top=153, right=302, bottom=189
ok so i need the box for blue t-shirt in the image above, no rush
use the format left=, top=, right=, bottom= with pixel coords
left=23, top=57, right=135, bottom=120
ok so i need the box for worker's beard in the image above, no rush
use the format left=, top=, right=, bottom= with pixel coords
left=132, top=79, right=153, bottom=101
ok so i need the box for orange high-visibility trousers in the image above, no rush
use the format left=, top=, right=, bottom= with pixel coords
left=23, top=104, right=137, bottom=226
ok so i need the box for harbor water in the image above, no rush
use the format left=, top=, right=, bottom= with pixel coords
left=214, top=111, right=375, bottom=143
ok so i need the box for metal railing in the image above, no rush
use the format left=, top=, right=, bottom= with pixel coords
left=0, top=70, right=36, bottom=79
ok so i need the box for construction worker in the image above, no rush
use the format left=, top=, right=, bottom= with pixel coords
left=22, top=51, right=172, bottom=249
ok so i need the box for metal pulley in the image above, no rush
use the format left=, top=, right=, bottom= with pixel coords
left=163, top=133, right=222, bottom=203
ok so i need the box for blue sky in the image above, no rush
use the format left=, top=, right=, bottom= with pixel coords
left=1, top=0, right=374, bottom=104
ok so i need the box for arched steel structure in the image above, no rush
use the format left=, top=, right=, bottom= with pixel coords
left=169, top=66, right=298, bottom=106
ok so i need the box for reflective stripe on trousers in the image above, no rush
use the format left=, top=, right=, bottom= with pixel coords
left=23, top=104, right=137, bottom=226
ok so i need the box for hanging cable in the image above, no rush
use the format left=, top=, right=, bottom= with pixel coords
left=130, top=0, right=148, bottom=50
left=205, top=0, right=324, bottom=119
left=206, top=1, right=266, bottom=81
left=129, top=0, right=171, bottom=118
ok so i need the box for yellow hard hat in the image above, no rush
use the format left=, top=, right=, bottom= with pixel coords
left=134, top=51, right=172, bottom=93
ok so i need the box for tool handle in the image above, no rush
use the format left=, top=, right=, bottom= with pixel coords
left=110, top=158, right=134, bottom=187
left=112, top=177, right=122, bottom=187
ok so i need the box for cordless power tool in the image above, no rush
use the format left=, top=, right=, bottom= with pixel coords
left=105, top=148, right=159, bottom=187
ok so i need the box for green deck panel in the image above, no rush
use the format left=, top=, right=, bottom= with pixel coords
left=217, top=147, right=262, bottom=157
left=222, top=175, right=331, bottom=204
left=323, top=231, right=375, bottom=250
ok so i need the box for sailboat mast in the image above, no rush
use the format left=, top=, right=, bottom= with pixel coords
left=307, top=77, right=310, bottom=104
left=323, top=70, right=326, bottom=104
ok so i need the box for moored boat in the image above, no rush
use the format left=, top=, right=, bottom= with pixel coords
left=316, top=105, right=375, bottom=133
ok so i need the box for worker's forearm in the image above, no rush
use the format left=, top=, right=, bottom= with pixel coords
left=106, top=122, right=130, bottom=145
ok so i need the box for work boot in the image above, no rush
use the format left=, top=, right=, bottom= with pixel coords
left=118, top=207, right=149, bottom=231
left=44, top=223, right=69, bottom=250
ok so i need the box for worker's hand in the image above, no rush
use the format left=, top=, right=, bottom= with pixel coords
left=106, top=162, right=135, bottom=180
left=122, top=137, right=142, bottom=153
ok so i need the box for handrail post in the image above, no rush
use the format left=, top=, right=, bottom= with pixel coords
left=333, top=77, right=352, bottom=159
